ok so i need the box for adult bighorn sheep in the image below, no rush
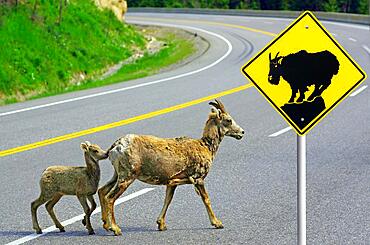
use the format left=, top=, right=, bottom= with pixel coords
left=268, top=50, right=339, bottom=103
left=31, top=142, right=108, bottom=235
left=98, top=99, right=245, bottom=236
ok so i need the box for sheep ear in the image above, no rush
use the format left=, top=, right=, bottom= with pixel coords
left=80, top=143, right=88, bottom=152
left=210, top=107, right=221, bottom=119
left=85, top=141, right=91, bottom=146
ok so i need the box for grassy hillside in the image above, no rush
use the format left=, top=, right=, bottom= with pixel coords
left=70, top=29, right=196, bottom=93
left=0, top=1, right=147, bottom=104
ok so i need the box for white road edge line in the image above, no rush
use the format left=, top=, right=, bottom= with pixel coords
left=6, top=188, right=155, bottom=245
left=0, top=22, right=233, bottom=118
left=268, top=126, right=292, bottom=137
left=348, top=37, right=357, bottom=42
left=321, top=20, right=369, bottom=30
left=363, top=45, right=370, bottom=55
left=350, top=85, right=368, bottom=97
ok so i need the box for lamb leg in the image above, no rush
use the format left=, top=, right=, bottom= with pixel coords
left=45, top=194, right=65, bottom=232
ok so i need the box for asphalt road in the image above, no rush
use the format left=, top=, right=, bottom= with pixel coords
left=0, top=12, right=369, bottom=245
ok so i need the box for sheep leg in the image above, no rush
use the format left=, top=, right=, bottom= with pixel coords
left=82, top=195, right=96, bottom=227
left=77, top=195, right=94, bottom=235
left=316, top=82, right=330, bottom=97
left=45, top=194, right=65, bottom=232
left=98, top=172, right=117, bottom=226
left=104, top=177, right=135, bottom=236
left=307, top=85, right=321, bottom=101
left=194, top=182, right=224, bottom=229
left=289, top=87, right=298, bottom=103
left=156, top=185, right=177, bottom=231
left=297, top=87, right=308, bottom=103
left=308, top=82, right=330, bottom=101
left=31, top=196, right=48, bottom=234
left=101, top=179, right=120, bottom=232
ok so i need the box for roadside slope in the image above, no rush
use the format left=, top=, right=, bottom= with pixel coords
left=0, top=1, right=146, bottom=104
left=0, top=2, right=197, bottom=106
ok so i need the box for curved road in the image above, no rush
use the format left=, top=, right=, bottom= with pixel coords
left=0, top=12, right=369, bottom=244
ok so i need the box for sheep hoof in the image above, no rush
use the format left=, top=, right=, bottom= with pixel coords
left=36, top=229, right=42, bottom=234
left=296, top=98, right=304, bottom=103
left=158, top=224, right=167, bottom=231
left=88, top=230, right=95, bottom=235
left=215, top=224, right=224, bottom=229
left=112, top=229, right=122, bottom=236
left=156, top=220, right=167, bottom=231
left=307, top=95, right=317, bottom=101
left=213, top=220, right=224, bottom=229
left=103, top=223, right=110, bottom=231
left=59, top=227, right=65, bottom=232
left=109, top=225, right=122, bottom=236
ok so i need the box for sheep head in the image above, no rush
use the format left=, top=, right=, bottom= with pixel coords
left=208, top=99, right=244, bottom=140
left=268, top=52, right=283, bottom=85
left=80, top=141, right=108, bottom=161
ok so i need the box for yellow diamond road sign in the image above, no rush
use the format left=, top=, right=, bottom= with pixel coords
left=241, top=11, right=367, bottom=136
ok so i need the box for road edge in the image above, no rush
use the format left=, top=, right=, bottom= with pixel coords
left=128, top=8, right=370, bottom=26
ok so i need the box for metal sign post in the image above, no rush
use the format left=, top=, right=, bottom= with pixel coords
left=297, top=135, right=306, bottom=245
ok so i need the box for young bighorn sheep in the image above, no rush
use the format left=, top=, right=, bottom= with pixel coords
left=31, top=142, right=108, bottom=235
left=98, top=99, right=245, bottom=235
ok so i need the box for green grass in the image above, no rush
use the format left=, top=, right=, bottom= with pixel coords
left=0, top=1, right=195, bottom=105
left=93, top=34, right=195, bottom=86
left=28, top=34, right=195, bottom=100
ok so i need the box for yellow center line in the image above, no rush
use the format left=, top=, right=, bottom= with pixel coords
left=129, top=16, right=278, bottom=37
left=0, top=84, right=253, bottom=158
left=1, top=16, right=275, bottom=158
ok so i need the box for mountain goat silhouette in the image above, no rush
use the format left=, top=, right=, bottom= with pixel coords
left=268, top=50, right=339, bottom=103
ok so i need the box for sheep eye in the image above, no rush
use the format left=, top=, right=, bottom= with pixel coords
left=226, top=119, right=232, bottom=123
left=93, top=149, right=99, bottom=153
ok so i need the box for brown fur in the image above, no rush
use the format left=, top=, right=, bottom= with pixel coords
left=31, top=142, right=108, bottom=235
left=98, top=100, right=245, bottom=235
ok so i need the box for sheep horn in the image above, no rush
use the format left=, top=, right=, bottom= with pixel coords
left=269, top=52, right=272, bottom=61
left=214, top=99, right=227, bottom=113
left=209, top=101, right=219, bottom=109
left=275, top=52, right=280, bottom=59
